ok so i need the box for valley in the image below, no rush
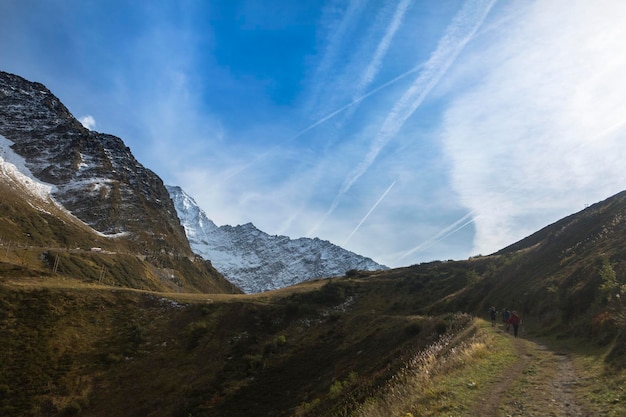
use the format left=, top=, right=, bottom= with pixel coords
left=1, top=70, right=625, bottom=416
left=1, top=257, right=625, bottom=416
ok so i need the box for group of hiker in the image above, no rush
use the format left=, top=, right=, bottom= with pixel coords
left=488, top=306, right=522, bottom=337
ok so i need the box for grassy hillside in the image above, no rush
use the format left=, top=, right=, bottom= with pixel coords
left=2, top=184, right=626, bottom=415
left=0, top=181, right=237, bottom=294
left=0, top=277, right=466, bottom=417
left=1, top=264, right=625, bottom=416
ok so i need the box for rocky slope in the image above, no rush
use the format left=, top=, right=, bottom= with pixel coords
left=167, top=185, right=388, bottom=293
left=0, top=71, right=187, bottom=256
left=0, top=71, right=233, bottom=293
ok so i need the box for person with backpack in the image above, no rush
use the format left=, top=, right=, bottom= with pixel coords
left=507, top=311, right=522, bottom=337
left=502, top=309, right=511, bottom=332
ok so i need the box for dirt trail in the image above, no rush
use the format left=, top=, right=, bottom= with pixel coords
left=472, top=328, right=591, bottom=417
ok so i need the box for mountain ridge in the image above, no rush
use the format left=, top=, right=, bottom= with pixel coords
left=167, top=185, right=388, bottom=293
left=0, top=71, right=233, bottom=293
left=0, top=70, right=387, bottom=294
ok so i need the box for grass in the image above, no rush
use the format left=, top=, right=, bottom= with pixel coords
left=412, top=321, right=517, bottom=416
left=1, top=254, right=626, bottom=416
left=0, top=278, right=520, bottom=417
left=351, top=318, right=517, bottom=417
left=0, top=277, right=624, bottom=417
left=0, top=180, right=237, bottom=295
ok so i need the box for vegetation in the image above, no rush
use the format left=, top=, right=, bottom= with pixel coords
left=0, top=263, right=625, bottom=416
left=2, top=175, right=626, bottom=415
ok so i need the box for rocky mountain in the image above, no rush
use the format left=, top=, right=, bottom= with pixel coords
left=0, top=71, right=187, bottom=255
left=167, top=185, right=388, bottom=293
left=0, top=71, right=233, bottom=293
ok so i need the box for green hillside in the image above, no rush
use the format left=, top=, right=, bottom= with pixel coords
left=1, top=189, right=626, bottom=416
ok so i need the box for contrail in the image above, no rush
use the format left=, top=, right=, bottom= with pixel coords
left=222, top=63, right=426, bottom=184
left=357, top=0, right=412, bottom=91
left=311, top=0, right=497, bottom=235
left=304, top=0, right=368, bottom=115
left=397, top=211, right=476, bottom=261
left=339, top=0, right=498, bottom=196
left=287, top=63, right=424, bottom=145
left=343, top=180, right=396, bottom=246
left=397, top=183, right=519, bottom=263
left=342, top=0, right=412, bottom=121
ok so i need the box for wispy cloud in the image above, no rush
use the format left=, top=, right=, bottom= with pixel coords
left=79, top=115, right=96, bottom=130
left=440, top=0, right=626, bottom=256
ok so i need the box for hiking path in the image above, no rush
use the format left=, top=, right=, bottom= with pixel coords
left=472, top=326, right=592, bottom=417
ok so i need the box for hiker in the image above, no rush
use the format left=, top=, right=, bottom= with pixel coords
left=488, top=306, right=497, bottom=327
left=507, top=311, right=522, bottom=337
left=502, top=309, right=511, bottom=331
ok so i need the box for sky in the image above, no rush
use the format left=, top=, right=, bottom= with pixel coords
left=2, top=0, right=626, bottom=268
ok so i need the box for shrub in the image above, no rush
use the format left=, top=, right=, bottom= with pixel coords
left=0, top=384, right=9, bottom=400
left=263, top=335, right=287, bottom=356
left=102, top=353, right=123, bottom=365
left=186, top=321, right=209, bottom=349
left=345, top=269, right=359, bottom=278
left=329, top=380, right=344, bottom=398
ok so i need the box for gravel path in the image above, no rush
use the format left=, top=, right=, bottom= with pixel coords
left=472, top=329, right=592, bottom=417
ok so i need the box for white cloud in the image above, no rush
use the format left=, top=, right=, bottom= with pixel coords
left=440, top=0, right=626, bottom=255
left=79, top=115, right=96, bottom=130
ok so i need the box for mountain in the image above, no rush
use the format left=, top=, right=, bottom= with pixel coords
left=167, top=185, right=388, bottom=293
left=0, top=71, right=235, bottom=293
left=420, top=190, right=626, bottom=338
left=0, top=71, right=185, bottom=254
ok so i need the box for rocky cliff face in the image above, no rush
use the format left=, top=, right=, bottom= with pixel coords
left=0, top=71, right=189, bottom=255
left=167, top=185, right=388, bottom=293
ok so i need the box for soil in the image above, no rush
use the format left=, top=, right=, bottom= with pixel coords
left=471, top=326, right=593, bottom=417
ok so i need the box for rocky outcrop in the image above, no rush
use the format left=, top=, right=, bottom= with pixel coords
left=0, top=71, right=189, bottom=255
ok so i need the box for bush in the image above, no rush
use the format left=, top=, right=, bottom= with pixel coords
left=263, top=335, right=287, bottom=356
left=0, top=384, right=9, bottom=400
left=102, top=353, right=123, bottom=365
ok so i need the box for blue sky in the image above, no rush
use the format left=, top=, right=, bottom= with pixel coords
left=2, top=0, right=626, bottom=268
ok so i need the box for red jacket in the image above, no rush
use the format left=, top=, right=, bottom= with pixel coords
left=507, top=313, right=521, bottom=325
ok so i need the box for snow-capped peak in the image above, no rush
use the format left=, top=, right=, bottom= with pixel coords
left=167, top=185, right=388, bottom=293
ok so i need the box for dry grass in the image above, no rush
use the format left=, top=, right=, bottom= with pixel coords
left=352, top=314, right=475, bottom=417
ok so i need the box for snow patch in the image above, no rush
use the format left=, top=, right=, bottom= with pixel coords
left=0, top=134, right=56, bottom=201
